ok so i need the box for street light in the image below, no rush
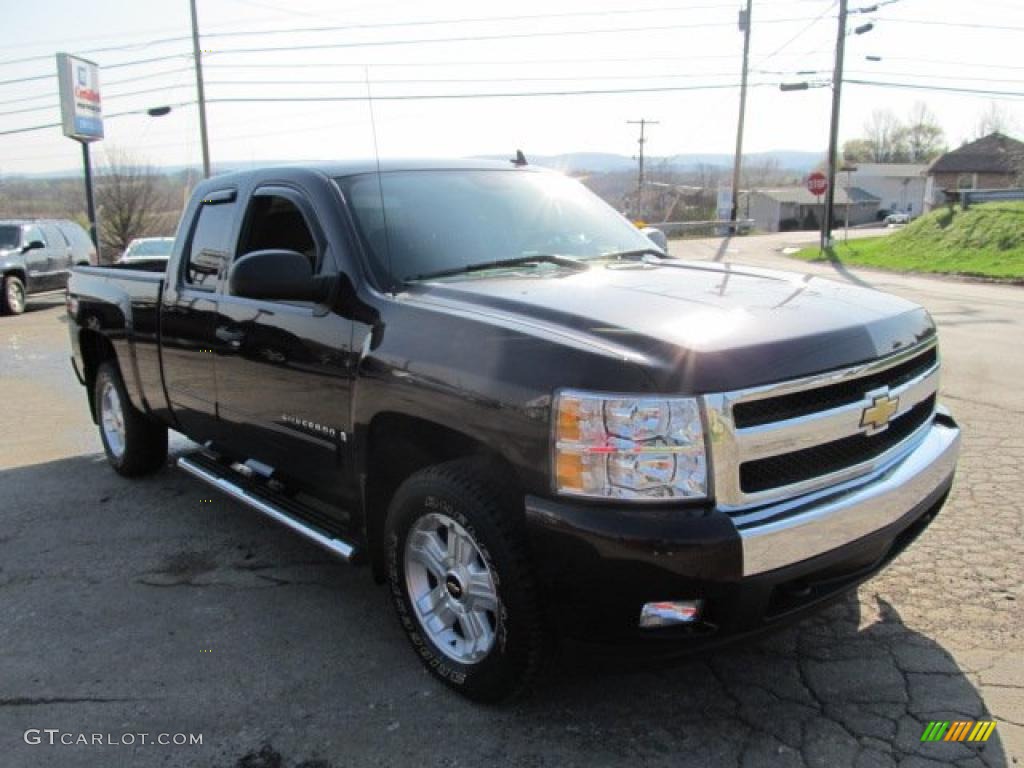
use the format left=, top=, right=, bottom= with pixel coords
left=146, top=106, right=172, bottom=117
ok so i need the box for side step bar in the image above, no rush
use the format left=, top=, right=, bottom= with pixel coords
left=177, top=455, right=358, bottom=562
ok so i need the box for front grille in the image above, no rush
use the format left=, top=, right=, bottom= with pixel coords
left=734, top=346, right=937, bottom=428
left=739, top=395, right=935, bottom=494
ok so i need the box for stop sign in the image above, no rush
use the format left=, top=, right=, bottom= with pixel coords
left=806, top=172, right=828, bottom=196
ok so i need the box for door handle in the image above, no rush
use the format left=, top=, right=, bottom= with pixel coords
left=215, top=327, right=246, bottom=349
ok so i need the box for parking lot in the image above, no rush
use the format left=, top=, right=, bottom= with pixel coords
left=1, top=243, right=1021, bottom=768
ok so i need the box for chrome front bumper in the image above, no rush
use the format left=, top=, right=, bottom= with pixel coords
left=734, top=412, right=960, bottom=576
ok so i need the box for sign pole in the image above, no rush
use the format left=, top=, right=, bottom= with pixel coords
left=80, top=140, right=98, bottom=252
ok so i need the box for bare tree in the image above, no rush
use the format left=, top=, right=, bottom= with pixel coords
left=96, top=148, right=168, bottom=258
left=863, top=109, right=908, bottom=162
left=904, top=102, right=946, bottom=163
left=975, top=102, right=1018, bottom=138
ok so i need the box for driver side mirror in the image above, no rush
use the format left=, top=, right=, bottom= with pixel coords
left=228, top=249, right=326, bottom=302
left=22, top=239, right=45, bottom=252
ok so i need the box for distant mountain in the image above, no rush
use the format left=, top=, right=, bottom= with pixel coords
left=476, top=150, right=823, bottom=174
left=9, top=150, right=824, bottom=180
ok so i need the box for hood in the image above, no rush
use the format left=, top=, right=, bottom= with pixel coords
left=405, top=260, right=934, bottom=393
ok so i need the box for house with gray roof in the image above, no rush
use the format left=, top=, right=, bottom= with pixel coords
left=744, top=186, right=880, bottom=233
left=924, top=132, right=1024, bottom=210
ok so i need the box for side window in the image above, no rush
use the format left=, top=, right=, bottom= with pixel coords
left=237, top=194, right=318, bottom=273
left=24, top=226, right=45, bottom=247
left=41, top=224, right=66, bottom=251
left=185, top=199, right=237, bottom=289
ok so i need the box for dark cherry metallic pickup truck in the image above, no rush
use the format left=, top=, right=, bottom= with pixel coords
left=67, top=159, right=960, bottom=701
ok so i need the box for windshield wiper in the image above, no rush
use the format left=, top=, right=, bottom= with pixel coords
left=405, top=254, right=586, bottom=282
left=598, top=248, right=666, bottom=261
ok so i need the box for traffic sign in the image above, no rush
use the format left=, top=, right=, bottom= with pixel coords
left=806, top=172, right=828, bottom=196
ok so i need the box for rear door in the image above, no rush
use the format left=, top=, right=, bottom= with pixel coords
left=40, top=222, right=72, bottom=288
left=160, top=189, right=238, bottom=443
left=20, top=225, right=51, bottom=292
left=211, top=185, right=357, bottom=506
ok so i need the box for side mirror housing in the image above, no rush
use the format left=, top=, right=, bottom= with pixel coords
left=23, top=239, right=46, bottom=252
left=228, top=249, right=321, bottom=302
left=640, top=227, right=668, bottom=252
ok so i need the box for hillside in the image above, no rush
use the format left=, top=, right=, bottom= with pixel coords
left=793, top=201, right=1024, bottom=280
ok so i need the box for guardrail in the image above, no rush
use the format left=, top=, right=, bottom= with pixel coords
left=959, top=188, right=1024, bottom=208
left=643, top=219, right=756, bottom=237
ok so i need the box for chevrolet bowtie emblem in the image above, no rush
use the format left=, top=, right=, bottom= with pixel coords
left=860, top=391, right=900, bottom=435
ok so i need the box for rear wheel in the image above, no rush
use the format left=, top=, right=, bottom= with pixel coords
left=94, top=361, right=168, bottom=476
left=1, top=275, right=25, bottom=315
left=385, top=459, right=547, bottom=702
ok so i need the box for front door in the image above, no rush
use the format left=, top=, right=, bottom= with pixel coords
left=211, top=187, right=356, bottom=507
left=160, top=190, right=238, bottom=444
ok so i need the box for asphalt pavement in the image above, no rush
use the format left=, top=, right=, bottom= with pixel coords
left=0, top=241, right=1020, bottom=767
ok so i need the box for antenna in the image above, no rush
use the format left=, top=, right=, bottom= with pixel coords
left=511, top=149, right=528, bottom=167
left=364, top=66, right=394, bottom=292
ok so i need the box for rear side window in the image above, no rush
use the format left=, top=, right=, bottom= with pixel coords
left=185, top=199, right=237, bottom=289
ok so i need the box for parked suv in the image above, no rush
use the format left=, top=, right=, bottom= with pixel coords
left=0, top=219, right=95, bottom=315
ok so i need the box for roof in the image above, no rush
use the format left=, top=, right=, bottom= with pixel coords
left=928, top=132, right=1024, bottom=175
left=752, top=186, right=880, bottom=205
left=847, top=163, right=928, bottom=178
left=215, top=157, right=542, bottom=181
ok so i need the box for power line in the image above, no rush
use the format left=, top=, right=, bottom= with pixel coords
left=0, top=5, right=826, bottom=69
left=0, top=66, right=206, bottom=107
left=0, top=52, right=190, bottom=87
left=756, top=1, right=837, bottom=67
left=882, top=17, right=1024, bottom=32
left=859, top=54, right=1024, bottom=72
left=202, top=71, right=741, bottom=86
left=844, top=78, right=1024, bottom=98
left=199, top=16, right=824, bottom=57
left=203, top=82, right=767, bottom=103
left=0, top=100, right=195, bottom=136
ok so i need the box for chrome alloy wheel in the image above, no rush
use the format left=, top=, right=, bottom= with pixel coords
left=6, top=280, right=24, bottom=314
left=99, top=379, right=127, bottom=459
left=404, top=512, right=499, bottom=664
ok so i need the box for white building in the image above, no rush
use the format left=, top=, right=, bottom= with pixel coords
left=843, top=164, right=928, bottom=216
left=745, top=187, right=880, bottom=232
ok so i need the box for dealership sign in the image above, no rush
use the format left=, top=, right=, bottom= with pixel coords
left=56, top=53, right=103, bottom=142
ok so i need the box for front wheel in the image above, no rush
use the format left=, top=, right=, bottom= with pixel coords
left=385, top=459, right=547, bottom=702
left=1, top=275, right=25, bottom=315
left=94, top=361, right=168, bottom=476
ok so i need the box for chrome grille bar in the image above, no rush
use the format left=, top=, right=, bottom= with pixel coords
left=703, top=338, right=939, bottom=511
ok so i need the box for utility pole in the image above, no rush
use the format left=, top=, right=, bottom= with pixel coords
left=189, top=0, right=211, bottom=178
left=823, top=0, right=848, bottom=249
left=627, top=119, right=658, bottom=220
left=730, top=0, right=753, bottom=233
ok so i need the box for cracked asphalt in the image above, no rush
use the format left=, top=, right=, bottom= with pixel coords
left=1, top=240, right=1021, bottom=767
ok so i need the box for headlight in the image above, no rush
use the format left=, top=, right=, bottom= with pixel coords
left=553, top=390, right=707, bottom=501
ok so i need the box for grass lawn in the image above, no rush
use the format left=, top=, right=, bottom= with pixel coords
left=791, top=201, right=1024, bottom=280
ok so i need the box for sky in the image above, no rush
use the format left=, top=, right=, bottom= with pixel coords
left=1, top=0, right=1023, bottom=175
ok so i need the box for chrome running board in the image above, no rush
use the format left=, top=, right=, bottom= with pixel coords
left=177, top=455, right=357, bottom=562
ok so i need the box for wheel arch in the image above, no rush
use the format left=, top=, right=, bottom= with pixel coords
left=78, top=328, right=118, bottom=423
left=361, top=411, right=523, bottom=582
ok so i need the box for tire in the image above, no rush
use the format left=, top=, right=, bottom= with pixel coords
left=94, top=361, right=168, bottom=477
left=1, top=275, right=26, bottom=316
left=385, top=458, right=546, bottom=703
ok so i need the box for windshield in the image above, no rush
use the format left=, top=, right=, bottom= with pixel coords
left=0, top=225, right=21, bottom=250
left=338, top=170, right=654, bottom=285
left=125, top=238, right=173, bottom=257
